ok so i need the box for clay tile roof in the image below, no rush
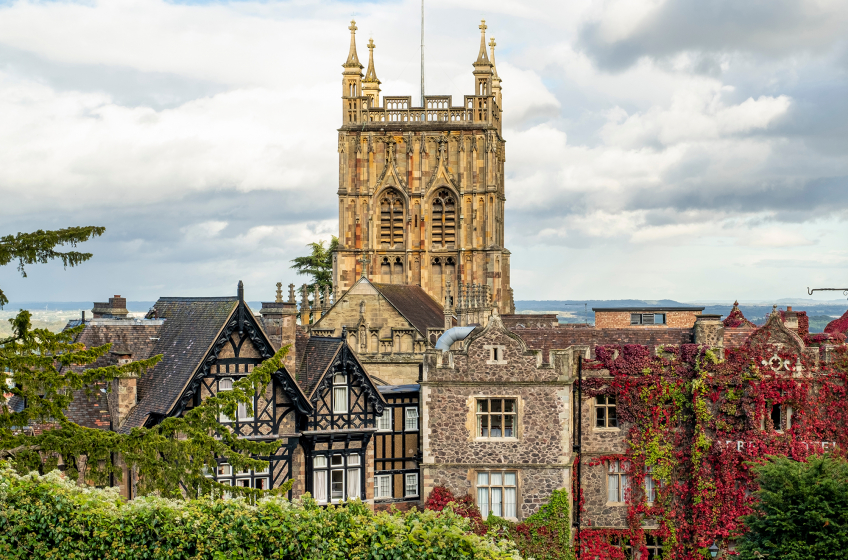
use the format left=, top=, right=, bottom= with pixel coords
left=371, top=283, right=445, bottom=335
left=119, top=297, right=239, bottom=432
left=296, top=337, right=343, bottom=397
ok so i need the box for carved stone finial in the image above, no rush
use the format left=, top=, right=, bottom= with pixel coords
left=288, top=283, right=296, bottom=303
left=349, top=19, right=357, bottom=33
left=275, top=282, right=283, bottom=303
left=323, top=285, right=331, bottom=309
left=479, top=19, right=487, bottom=32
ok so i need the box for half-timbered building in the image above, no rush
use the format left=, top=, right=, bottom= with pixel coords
left=64, top=283, right=420, bottom=507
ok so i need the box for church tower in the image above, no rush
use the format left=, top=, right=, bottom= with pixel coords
left=334, top=20, right=514, bottom=314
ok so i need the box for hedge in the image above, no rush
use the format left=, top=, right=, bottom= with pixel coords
left=0, top=463, right=520, bottom=560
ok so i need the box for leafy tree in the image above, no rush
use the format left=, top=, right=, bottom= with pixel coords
left=290, top=236, right=338, bottom=294
left=737, top=454, right=848, bottom=560
left=0, top=226, right=106, bottom=308
left=0, top=227, right=286, bottom=497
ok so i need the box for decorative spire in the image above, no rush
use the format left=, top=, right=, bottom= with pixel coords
left=364, top=38, right=380, bottom=83
left=275, top=282, right=283, bottom=304
left=489, top=37, right=499, bottom=80
left=344, top=20, right=362, bottom=68
left=475, top=20, right=490, bottom=65
left=288, top=283, right=296, bottom=303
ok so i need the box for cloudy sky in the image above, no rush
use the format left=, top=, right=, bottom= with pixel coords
left=1, top=0, right=847, bottom=304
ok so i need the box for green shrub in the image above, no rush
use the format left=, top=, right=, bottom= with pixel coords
left=0, top=463, right=520, bottom=560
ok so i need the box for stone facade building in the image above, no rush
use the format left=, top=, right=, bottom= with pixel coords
left=421, top=310, right=579, bottom=521
left=332, top=19, right=514, bottom=315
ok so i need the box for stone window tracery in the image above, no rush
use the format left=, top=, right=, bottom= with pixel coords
left=380, top=189, right=404, bottom=247
left=431, top=189, right=456, bottom=246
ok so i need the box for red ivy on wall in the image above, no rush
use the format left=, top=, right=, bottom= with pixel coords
left=575, top=340, right=848, bottom=559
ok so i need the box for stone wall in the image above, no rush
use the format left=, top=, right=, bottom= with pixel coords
left=578, top=381, right=630, bottom=528
left=422, top=313, right=574, bottom=520
left=311, top=283, right=426, bottom=385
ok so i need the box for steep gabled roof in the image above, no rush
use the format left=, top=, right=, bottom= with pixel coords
left=297, top=337, right=344, bottom=397
left=371, top=282, right=445, bottom=335
left=121, top=297, right=238, bottom=431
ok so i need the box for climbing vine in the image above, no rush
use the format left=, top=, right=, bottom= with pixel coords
left=575, top=334, right=848, bottom=559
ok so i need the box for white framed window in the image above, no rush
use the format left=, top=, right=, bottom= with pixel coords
left=607, top=460, right=629, bottom=503
left=405, top=407, right=419, bottom=431
left=405, top=473, right=419, bottom=497
left=331, top=469, right=345, bottom=501
left=217, top=463, right=232, bottom=477
left=377, top=408, right=393, bottom=431
left=254, top=478, right=269, bottom=491
left=375, top=474, right=392, bottom=499
left=333, top=374, right=347, bottom=413
left=313, top=456, right=328, bottom=503
left=476, top=398, right=516, bottom=438
left=476, top=471, right=517, bottom=519
left=314, top=454, right=362, bottom=503
left=237, top=398, right=254, bottom=421
left=218, top=378, right=234, bottom=422
left=644, top=465, right=657, bottom=503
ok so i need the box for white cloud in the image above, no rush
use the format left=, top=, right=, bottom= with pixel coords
left=0, top=0, right=846, bottom=302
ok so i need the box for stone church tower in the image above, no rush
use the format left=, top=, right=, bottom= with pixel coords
left=333, top=20, right=515, bottom=314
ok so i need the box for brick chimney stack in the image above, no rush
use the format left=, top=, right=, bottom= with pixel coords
left=108, top=347, right=137, bottom=428
left=92, top=295, right=129, bottom=319
left=784, top=306, right=799, bottom=331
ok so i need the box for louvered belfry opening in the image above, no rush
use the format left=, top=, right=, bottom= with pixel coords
left=431, top=189, right=456, bottom=247
left=380, top=189, right=404, bottom=247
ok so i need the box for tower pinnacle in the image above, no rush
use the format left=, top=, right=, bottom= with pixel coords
left=344, top=20, right=362, bottom=68
left=475, top=20, right=490, bottom=65
left=363, top=37, right=381, bottom=106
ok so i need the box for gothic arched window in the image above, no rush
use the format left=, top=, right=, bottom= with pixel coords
left=431, top=189, right=456, bottom=247
left=380, top=189, right=404, bottom=247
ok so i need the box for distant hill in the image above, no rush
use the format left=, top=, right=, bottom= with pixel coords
left=514, top=299, right=847, bottom=333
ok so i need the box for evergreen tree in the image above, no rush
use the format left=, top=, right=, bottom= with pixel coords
left=737, top=454, right=848, bottom=560
left=1, top=227, right=288, bottom=497
left=290, top=236, right=338, bottom=294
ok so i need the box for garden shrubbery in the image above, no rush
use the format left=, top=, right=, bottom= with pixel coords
left=425, top=486, right=573, bottom=560
left=0, top=463, right=520, bottom=560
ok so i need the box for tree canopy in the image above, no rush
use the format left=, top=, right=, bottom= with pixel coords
left=290, top=236, right=338, bottom=294
left=737, top=454, right=848, bottom=560
left=0, top=227, right=286, bottom=497
left=0, top=226, right=105, bottom=308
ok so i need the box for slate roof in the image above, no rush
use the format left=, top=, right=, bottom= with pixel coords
left=119, top=297, right=239, bottom=432
left=65, top=320, right=163, bottom=429
left=296, top=337, right=343, bottom=397
left=371, top=282, right=445, bottom=335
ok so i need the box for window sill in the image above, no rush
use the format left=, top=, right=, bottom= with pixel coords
left=593, top=428, right=621, bottom=432
left=404, top=494, right=419, bottom=499
left=474, top=437, right=519, bottom=442
left=605, top=502, right=627, bottom=506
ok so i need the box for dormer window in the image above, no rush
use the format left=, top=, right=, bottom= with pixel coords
left=218, top=378, right=234, bottom=422
left=333, top=373, right=348, bottom=413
